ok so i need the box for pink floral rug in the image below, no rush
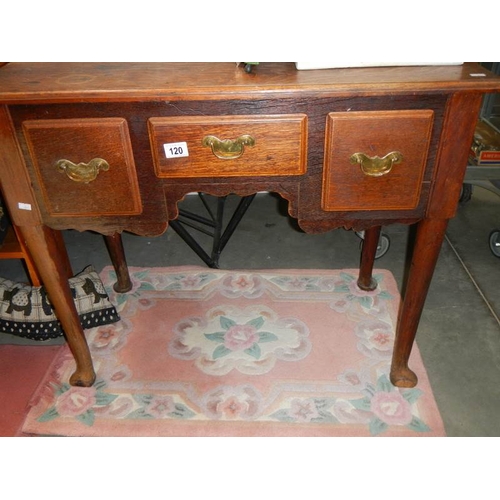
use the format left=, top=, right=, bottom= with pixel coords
left=21, top=266, right=445, bottom=436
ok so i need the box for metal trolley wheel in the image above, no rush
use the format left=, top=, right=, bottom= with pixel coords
left=489, top=230, right=500, bottom=258
left=356, top=231, right=391, bottom=259
left=376, top=233, right=391, bottom=259
left=459, top=183, right=473, bottom=204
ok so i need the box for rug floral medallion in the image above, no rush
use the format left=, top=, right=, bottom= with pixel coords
left=22, top=266, right=445, bottom=437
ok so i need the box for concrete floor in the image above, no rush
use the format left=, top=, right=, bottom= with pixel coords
left=1, top=187, right=499, bottom=436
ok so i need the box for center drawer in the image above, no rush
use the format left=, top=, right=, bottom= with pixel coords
left=148, top=114, right=308, bottom=178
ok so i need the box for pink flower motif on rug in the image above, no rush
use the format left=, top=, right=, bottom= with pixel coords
left=106, top=365, right=133, bottom=384
left=223, top=323, right=260, bottom=351
left=202, top=385, right=263, bottom=420
left=349, top=373, right=430, bottom=435
left=55, top=387, right=96, bottom=418
left=269, top=373, right=430, bottom=435
left=144, top=395, right=176, bottom=418
left=289, top=398, right=321, bottom=423
left=169, top=305, right=311, bottom=375
left=338, top=369, right=364, bottom=388
left=86, top=317, right=133, bottom=354
left=36, top=380, right=118, bottom=426
left=329, top=272, right=393, bottom=315
left=355, top=319, right=395, bottom=359
left=219, top=274, right=265, bottom=298
left=330, top=298, right=351, bottom=313
left=179, top=274, right=205, bottom=288
left=370, top=391, right=413, bottom=426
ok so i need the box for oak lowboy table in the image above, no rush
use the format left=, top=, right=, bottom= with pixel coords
left=1, top=62, right=499, bottom=388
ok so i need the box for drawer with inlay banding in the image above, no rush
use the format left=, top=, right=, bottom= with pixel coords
left=322, top=110, right=434, bottom=211
left=22, top=118, right=142, bottom=217
left=148, top=114, right=308, bottom=179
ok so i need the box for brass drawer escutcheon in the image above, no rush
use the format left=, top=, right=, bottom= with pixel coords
left=56, top=158, right=110, bottom=183
left=350, top=151, right=403, bottom=177
left=202, top=134, right=255, bottom=160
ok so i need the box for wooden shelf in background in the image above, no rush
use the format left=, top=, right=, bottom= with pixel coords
left=0, top=224, right=41, bottom=286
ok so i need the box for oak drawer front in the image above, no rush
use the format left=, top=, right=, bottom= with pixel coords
left=322, top=110, right=434, bottom=211
left=148, top=115, right=307, bottom=178
left=22, top=118, right=141, bottom=217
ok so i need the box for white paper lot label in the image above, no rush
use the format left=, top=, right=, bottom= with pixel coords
left=164, top=142, right=189, bottom=158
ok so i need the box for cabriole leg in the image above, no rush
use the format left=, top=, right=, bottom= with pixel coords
left=19, top=225, right=96, bottom=387
left=390, top=218, right=449, bottom=388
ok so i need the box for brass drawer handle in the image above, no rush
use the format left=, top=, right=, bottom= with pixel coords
left=55, top=158, right=110, bottom=183
left=202, top=134, right=255, bottom=160
left=350, top=151, right=403, bottom=177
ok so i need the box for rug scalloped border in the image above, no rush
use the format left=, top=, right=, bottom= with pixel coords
left=21, top=266, right=446, bottom=437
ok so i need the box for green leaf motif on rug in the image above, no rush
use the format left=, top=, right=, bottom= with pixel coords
left=369, top=417, right=388, bottom=436
left=258, top=332, right=279, bottom=342
left=213, top=345, right=232, bottom=359
left=37, top=407, right=59, bottom=423
left=138, top=282, right=156, bottom=291
left=205, top=332, right=226, bottom=342
left=133, top=394, right=154, bottom=405
left=128, top=397, right=196, bottom=420
left=115, top=293, right=129, bottom=307
left=169, top=404, right=196, bottom=419
left=246, top=316, right=264, bottom=329
left=269, top=409, right=295, bottom=423
left=376, top=373, right=394, bottom=393
left=269, top=276, right=322, bottom=291
left=358, top=296, right=372, bottom=309
left=340, top=272, right=355, bottom=283
left=402, top=388, right=423, bottom=405
left=53, top=382, right=71, bottom=397
left=163, top=272, right=216, bottom=290
left=134, top=270, right=151, bottom=281
left=220, top=316, right=236, bottom=330
left=350, top=397, right=372, bottom=412
left=76, top=410, right=95, bottom=427
left=244, top=343, right=261, bottom=359
left=408, top=416, right=431, bottom=433
left=127, top=406, right=196, bottom=420
left=270, top=398, right=338, bottom=424
left=127, top=408, right=154, bottom=419
left=95, top=392, right=119, bottom=406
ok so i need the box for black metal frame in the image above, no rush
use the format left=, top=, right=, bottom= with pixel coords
left=169, top=193, right=256, bottom=268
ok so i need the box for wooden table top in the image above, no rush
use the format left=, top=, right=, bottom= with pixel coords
left=1, top=62, right=499, bottom=103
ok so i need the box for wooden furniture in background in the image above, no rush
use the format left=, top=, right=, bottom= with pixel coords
left=0, top=62, right=499, bottom=389
left=0, top=223, right=41, bottom=286
left=0, top=181, right=41, bottom=286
